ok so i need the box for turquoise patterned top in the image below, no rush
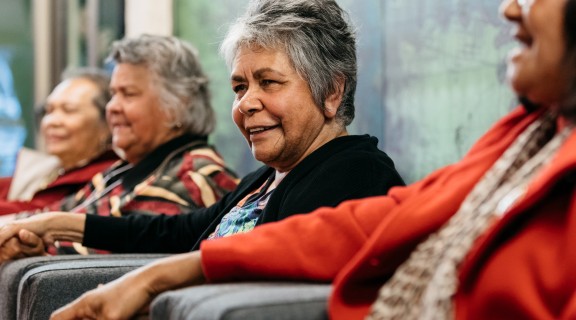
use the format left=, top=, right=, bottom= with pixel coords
left=208, top=177, right=274, bottom=239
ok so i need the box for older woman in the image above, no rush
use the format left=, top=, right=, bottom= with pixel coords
left=44, top=0, right=576, bottom=319
left=0, top=0, right=403, bottom=257
left=54, top=36, right=238, bottom=221
left=3, top=35, right=239, bottom=254
left=0, top=68, right=117, bottom=215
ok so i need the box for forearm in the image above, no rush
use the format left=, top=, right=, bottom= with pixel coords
left=137, top=251, right=205, bottom=296
left=0, top=212, right=85, bottom=260
left=43, top=212, right=86, bottom=243
left=83, top=213, right=202, bottom=253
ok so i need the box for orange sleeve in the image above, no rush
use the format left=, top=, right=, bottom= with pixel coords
left=199, top=172, right=440, bottom=283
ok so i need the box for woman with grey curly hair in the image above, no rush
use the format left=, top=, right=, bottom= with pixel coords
left=109, top=35, right=214, bottom=139
left=220, top=0, right=357, bottom=127
left=106, top=34, right=215, bottom=162
left=54, top=35, right=238, bottom=251
left=0, top=35, right=239, bottom=254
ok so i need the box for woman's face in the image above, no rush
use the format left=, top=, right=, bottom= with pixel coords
left=502, top=0, right=569, bottom=105
left=231, top=46, right=343, bottom=172
left=41, top=78, right=110, bottom=169
left=107, top=63, right=180, bottom=164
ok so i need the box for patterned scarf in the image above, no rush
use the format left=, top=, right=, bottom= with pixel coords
left=367, top=112, right=572, bottom=320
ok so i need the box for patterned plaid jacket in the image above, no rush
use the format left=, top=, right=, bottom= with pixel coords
left=56, top=134, right=238, bottom=254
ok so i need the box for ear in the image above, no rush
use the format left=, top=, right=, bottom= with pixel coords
left=323, top=79, right=345, bottom=119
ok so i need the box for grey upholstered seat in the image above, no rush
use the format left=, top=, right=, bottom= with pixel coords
left=151, top=282, right=331, bottom=320
left=0, top=255, right=98, bottom=320
left=0, top=254, right=167, bottom=320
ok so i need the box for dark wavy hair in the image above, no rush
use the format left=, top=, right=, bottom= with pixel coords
left=560, top=0, right=576, bottom=121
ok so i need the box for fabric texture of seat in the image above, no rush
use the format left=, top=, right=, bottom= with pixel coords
left=0, top=254, right=167, bottom=320
left=151, top=282, right=331, bottom=320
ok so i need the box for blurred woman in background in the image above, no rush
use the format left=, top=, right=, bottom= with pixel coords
left=0, top=68, right=117, bottom=215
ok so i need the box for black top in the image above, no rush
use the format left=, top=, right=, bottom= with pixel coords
left=83, top=135, right=405, bottom=253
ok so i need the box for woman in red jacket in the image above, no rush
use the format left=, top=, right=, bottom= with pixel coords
left=11, top=0, right=576, bottom=318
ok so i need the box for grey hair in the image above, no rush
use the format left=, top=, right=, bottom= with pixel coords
left=107, top=34, right=215, bottom=136
left=220, top=0, right=357, bottom=126
left=60, top=67, right=111, bottom=120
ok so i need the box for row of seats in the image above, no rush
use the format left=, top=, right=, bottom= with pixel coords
left=0, top=255, right=331, bottom=319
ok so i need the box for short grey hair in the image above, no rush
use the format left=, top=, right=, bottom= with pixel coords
left=107, top=34, right=215, bottom=136
left=220, top=0, right=357, bottom=126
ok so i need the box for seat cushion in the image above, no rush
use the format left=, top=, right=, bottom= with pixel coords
left=0, top=255, right=97, bottom=320
left=151, top=282, right=331, bottom=320
left=0, top=254, right=166, bottom=320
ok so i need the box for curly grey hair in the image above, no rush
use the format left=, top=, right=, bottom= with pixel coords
left=220, top=0, right=357, bottom=126
left=108, top=34, right=215, bottom=135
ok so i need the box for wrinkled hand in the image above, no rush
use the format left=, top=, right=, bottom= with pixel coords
left=0, top=214, right=53, bottom=246
left=0, top=229, right=48, bottom=262
left=51, top=251, right=206, bottom=320
left=50, top=271, right=153, bottom=320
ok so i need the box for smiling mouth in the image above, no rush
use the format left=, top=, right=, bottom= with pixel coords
left=112, top=124, right=130, bottom=130
left=514, top=30, right=533, bottom=48
left=248, top=125, right=279, bottom=135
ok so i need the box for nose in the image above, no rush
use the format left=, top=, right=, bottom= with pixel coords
left=236, top=91, right=263, bottom=116
left=500, top=0, right=522, bottom=20
left=41, top=110, right=63, bottom=128
left=106, top=95, right=121, bottom=115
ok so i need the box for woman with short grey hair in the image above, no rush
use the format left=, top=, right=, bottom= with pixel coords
left=109, top=34, right=215, bottom=136
left=220, top=0, right=357, bottom=126
left=0, top=35, right=239, bottom=255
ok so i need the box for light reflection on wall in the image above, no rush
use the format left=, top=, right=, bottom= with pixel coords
left=0, top=50, right=26, bottom=176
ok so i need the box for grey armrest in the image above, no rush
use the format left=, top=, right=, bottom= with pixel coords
left=0, top=254, right=167, bottom=320
left=151, top=282, right=331, bottom=320
left=0, top=255, right=105, bottom=320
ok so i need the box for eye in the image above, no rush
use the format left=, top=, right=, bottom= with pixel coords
left=43, top=104, right=55, bottom=114
left=261, top=79, right=275, bottom=87
left=233, top=84, right=247, bottom=94
left=123, top=91, right=138, bottom=98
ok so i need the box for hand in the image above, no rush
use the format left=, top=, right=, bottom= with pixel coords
left=0, top=229, right=48, bottom=261
left=51, top=251, right=206, bottom=320
left=0, top=212, right=85, bottom=257
left=50, top=271, right=153, bottom=320
left=0, top=214, right=53, bottom=248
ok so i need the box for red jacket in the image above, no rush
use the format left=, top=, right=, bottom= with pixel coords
left=201, top=106, right=576, bottom=319
left=0, top=151, right=118, bottom=215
